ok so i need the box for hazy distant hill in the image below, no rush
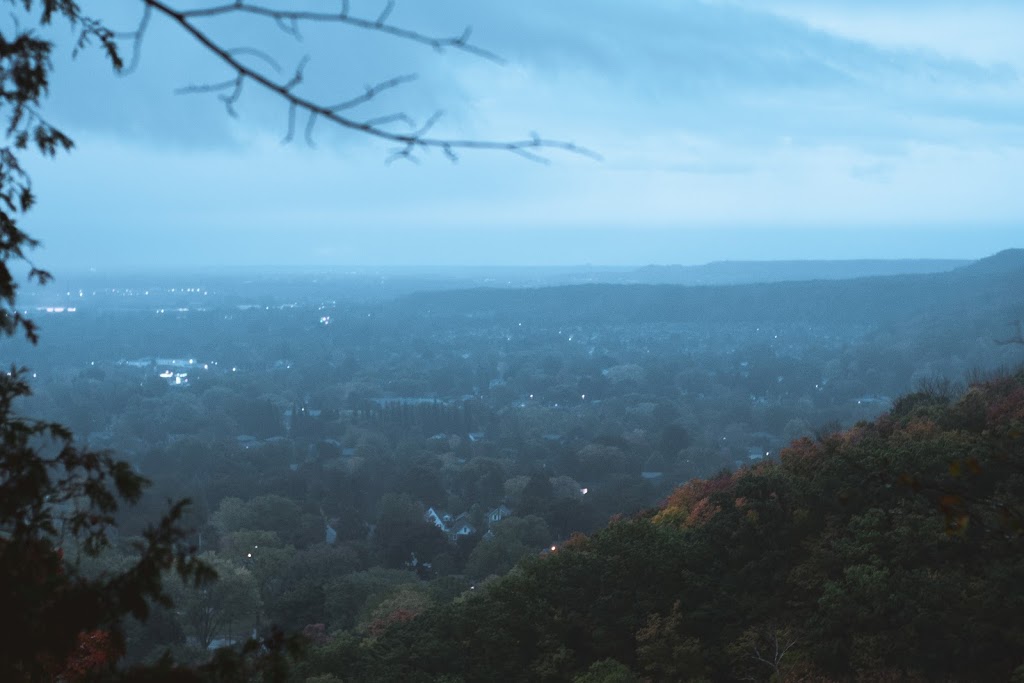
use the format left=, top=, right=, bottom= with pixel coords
left=39, top=252, right=1017, bottom=311
left=955, top=247, right=1024, bottom=275
left=613, top=258, right=969, bottom=285
left=395, top=250, right=1024, bottom=329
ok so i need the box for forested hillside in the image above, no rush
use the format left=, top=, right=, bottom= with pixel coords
left=298, top=368, right=1024, bottom=682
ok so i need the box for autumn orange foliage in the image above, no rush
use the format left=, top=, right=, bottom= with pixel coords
left=56, top=630, right=122, bottom=682
left=653, top=471, right=739, bottom=527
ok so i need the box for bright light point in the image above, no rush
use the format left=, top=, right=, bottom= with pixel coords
left=247, top=553, right=252, bottom=558
left=550, top=545, right=557, bottom=552
left=580, top=487, right=588, bottom=495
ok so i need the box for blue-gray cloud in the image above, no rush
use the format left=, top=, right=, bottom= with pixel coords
left=17, top=0, right=1024, bottom=269
left=454, top=0, right=1021, bottom=147
left=40, top=0, right=1021, bottom=150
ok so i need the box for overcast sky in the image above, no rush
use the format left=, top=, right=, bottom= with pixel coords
left=22, top=0, right=1024, bottom=267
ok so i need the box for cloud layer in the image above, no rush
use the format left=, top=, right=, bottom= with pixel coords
left=23, top=0, right=1024, bottom=267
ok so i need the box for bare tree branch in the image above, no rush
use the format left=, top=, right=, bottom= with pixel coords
left=282, top=55, right=310, bottom=92
left=745, top=625, right=798, bottom=680
left=376, top=0, right=395, bottom=27
left=173, top=1, right=505, bottom=64
left=328, top=74, right=418, bottom=113
left=283, top=102, right=298, bottom=144
left=175, top=78, right=238, bottom=96
left=132, top=0, right=600, bottom=162
left=274, top=14, right=302, bottom=41
left=304, top=111, right=318, bottom=147
left=217, top=75, right=244, bottom=117
left=362, top=113, right=414, bottom=129
left=226, top=47, right=282, bottom=73
left=112, top=2, right=152, bottom=74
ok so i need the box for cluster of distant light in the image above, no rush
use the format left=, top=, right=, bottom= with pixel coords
left=26, top=286, right=216, bottom=313
left=236, top=303, right=299, bottom=311
left=77, top=286, right=208, bottom=297
left=98, top=288, right=201, bottom=296
left=159, top=370, right=191, bottom=386
left=121, top=357, right=239, bottom=387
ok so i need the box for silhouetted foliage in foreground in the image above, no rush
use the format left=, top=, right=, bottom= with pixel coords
left=0, top=365, right=307, bottom=681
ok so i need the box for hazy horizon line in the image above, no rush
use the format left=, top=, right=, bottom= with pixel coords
left=44, top=254, right=988, bottom=274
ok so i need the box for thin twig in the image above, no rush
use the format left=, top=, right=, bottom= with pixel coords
left=114, top=2, right=152, bottom=74
left=328, top=74, right=418, bottom=112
